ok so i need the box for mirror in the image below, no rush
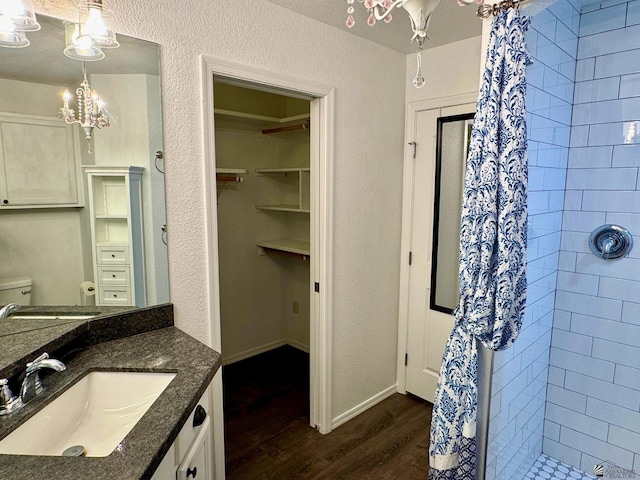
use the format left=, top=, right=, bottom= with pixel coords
left=0, top=14, right=169, bottom=334
left=431, top=113, right=474, bottom=313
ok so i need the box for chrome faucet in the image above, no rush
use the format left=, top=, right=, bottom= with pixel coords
left=0, top=353, right=67, bottom=415
left=20, top=353, right=66, bottom=404
left=0, top=303, right=20, bottom=319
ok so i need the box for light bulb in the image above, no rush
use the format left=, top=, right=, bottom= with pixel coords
left=83, top=7, right=107, bottom=38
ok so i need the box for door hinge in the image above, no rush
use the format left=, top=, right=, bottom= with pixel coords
left=404, top=353, right=408, bottom=366
left=408, top=141, right=417, bottom=159
left=409, top=251, right=413, bottom=266
left=314, top=282, right=320, bottom=293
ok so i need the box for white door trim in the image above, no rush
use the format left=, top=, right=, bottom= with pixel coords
left=200, top=56, right=335, bottom=478
left=396, top=92, right=478, bottom=394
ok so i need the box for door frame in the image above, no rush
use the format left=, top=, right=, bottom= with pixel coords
left=396, top=92, right=478, bottom=394
left=200, top=56, right=335, bottom=478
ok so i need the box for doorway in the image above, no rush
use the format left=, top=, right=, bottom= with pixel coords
left=397, top=94, right=476, bottom=402
left=200, top=57, right=334, bottom=479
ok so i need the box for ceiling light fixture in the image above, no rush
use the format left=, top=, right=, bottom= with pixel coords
left=63, top=21, right=105, bottom=61
left=346, top=0, right=479, bottom=88
left=77, top=0, right=119, bottom=49
left=0, top=0, right=40, bottom=48
left=59, top=62, right=110, bottom=152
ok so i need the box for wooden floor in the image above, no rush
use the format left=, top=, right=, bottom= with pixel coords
left=223, top=346, right=432, bottom=479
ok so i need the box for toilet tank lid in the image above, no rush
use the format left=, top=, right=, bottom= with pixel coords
left=0, top=277, right=32, bottom=290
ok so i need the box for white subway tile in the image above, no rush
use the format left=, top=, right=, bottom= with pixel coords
left=575, top=252, right=640, bottom=282
left=586, top=396, right=640, bottom=433
left=543, top=437, right=582, bottom=466
left=570, top=125, right=590, bottom=146
left=614, top=364, right=640, bottom=391
left=560, top=427, right=636, bottom=468
left=594, top=46, right=640, bottom=77
left=573, top=97, right=640, bottom=126
left=565, top=371, right=640, bottom=410
left=547, top=383, right=588, bottom=411
left=551, top=327, right=594, bottom=354
left=548, top=365, right=566, bottom=386
left=544, top=420, right=562, bottom=441
left=562, top=210, right=607, bottom=231
left=599, top=277, right=640, bottom=302
left=580, top=4, right=627, bottom=36
left=550, top=346, right=615, bottom=381
left=622, top=301, right=640, bottom=325
left=608, top=426, right=640, bottom=454
left=628, top=0, right=640, bottom=26
left=612, top=144, right=640, bottom=166
left=580, top=24, right=640, bottom=60
left=574, top=77, right=620, bottom=104
left=556, top=290, right=622, bottom=320
left=593, top=338, right=640, bottom=370
left=568, top=145, right=613, bottom=168
left=583, top=190, right=640, bottom=213
left=547, top=403, right=609, bottom=439
left=620, top=73, right=640, bottom=98
left=576, top=58, right=596, bottom=81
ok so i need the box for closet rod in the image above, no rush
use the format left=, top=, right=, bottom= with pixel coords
left=261, top=122, right=310, bottom=135
left=216, top=174, right=243, bottom=182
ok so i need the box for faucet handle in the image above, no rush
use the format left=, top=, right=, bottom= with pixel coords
left=26, top=352, right=50, bottom=369
left=0, top=379, right=23, bottom=415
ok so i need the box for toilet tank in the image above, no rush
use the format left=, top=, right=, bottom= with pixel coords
left=0, top=277, right=32, bottom=306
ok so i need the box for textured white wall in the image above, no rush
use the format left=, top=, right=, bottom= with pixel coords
left=405, top=36, right=482, bottom=104
left=34, top=0, right=406, bottom=419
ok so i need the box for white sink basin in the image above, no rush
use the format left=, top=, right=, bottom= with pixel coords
left=0, top=371, right=176, bottom=457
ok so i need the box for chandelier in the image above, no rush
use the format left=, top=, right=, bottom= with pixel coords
left=59, top=62, right=110, bottom=151
left=346, top=0, right=479, bottom=88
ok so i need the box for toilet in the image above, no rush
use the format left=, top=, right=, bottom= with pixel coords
left=0, top=277, right=32, bottom=306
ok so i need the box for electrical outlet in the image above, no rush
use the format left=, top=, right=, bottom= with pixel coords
left=292, top=301, right=299, bottom=314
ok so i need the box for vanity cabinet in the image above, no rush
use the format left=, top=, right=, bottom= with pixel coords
left=151, top=384, right=213, bottom=480
left=85, top=166, right=146, bottom=307
left=0, top=113, right=81, bottom=208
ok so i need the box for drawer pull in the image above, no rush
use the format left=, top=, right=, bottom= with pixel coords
left=111, top=254, right=116, bottom=258
left=193, top=405, right=207, bottom=427
left=187, top=467, right=197, bottom=478
left=112, top=274, right=116, bottom=278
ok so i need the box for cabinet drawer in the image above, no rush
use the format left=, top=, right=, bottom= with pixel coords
left=97, top=266, right=130, bottom=285
left=98, top=286, right=132, bottom=305
left=177, top=416, right=211, bottom=480
left=97, top=246, right=129, bottom=265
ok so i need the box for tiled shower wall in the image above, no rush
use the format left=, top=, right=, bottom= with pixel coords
left=484, top=2, right=579, bottom=479
left=543, top=0, right=640, bottom=473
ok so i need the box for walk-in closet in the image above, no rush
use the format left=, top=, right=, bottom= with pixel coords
left=213, top=80, right=312, bottom=474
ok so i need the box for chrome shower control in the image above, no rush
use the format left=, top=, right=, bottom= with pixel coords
left=589, top=224, right=633, bottom=260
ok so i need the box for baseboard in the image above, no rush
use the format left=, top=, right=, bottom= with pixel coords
left=222, top=338, right=311, bottom=365
left=331, top=384, right=398, bottom=430
left=222, top=339, right=287, bottom=365
left=287, top=338, right=310, bottom=353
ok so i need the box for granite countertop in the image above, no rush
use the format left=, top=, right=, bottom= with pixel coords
left=0, top=323, right=221, bottom=479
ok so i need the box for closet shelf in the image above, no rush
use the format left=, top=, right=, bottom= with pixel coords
left=257, top=239, right=310, bottom=260
left=256, top=205, right=310, bottom=213
left=214, top=108, right=310, bottom=127
left=255, top=167, right=310, bottom=174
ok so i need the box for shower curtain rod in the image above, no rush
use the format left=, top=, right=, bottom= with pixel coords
left=476, top=0, right=526, bottom=18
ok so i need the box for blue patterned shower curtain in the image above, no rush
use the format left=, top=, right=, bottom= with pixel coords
left=428, top=8, right=531, bottom=480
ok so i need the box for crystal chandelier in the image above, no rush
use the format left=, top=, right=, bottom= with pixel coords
left=0, top=0, right=40, bottom=48
left=59, top=62, right=110, bottom=151
left=346, top=0, right=476, bottom=88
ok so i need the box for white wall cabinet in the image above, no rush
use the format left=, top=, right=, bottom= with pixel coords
left=151, top=385, right=213, bottom=480
left=0, top=113, right=81, bottom=208
left=85, top=166, right=146, bottom=307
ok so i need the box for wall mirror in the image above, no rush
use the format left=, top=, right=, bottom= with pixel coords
left=0, top=14, right=169, bottom=335
left=430, top=113, right=474, bottom=314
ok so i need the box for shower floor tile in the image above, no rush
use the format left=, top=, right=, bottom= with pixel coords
left=524, top=454, right=596, bottom=480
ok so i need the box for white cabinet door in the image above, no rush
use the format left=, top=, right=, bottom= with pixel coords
left=177, top=416, right=212, bottom=480
left=151, top=444, right=176, bottom=480
left=0, top=114, right=80, bottom=207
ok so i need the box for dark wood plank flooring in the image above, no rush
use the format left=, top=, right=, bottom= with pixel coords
left=223, top=346, right=432, bottom=479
